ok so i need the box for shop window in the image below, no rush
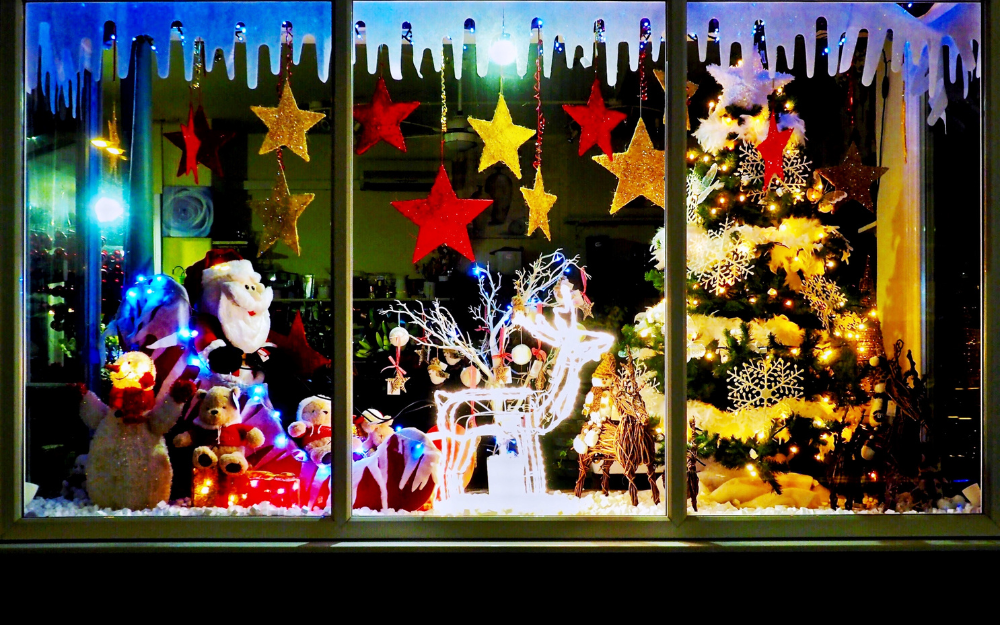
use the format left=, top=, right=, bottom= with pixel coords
left=22, top=2, right=335, bottom=517
left=682, top=2, right=983, bottom=515
left=350, top=1, right=668, bottom=516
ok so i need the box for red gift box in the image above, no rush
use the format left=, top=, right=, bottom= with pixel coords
left=191, top=469, right=300, bottom=509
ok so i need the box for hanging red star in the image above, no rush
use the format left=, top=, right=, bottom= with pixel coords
left=353, top=76, right=420, bottom=155
left=756, top=112, right=794, bottom=188
left=164, top=105, right=235, bottom=181
left=562, top=79, right=628, bottom=160
left=816, top=143, right=889, bottom=212
left=391, top=165, right=493, bottom=263
left=267, top=311, right=331, bottom=377
left=164, top=105, right=202, bottom=183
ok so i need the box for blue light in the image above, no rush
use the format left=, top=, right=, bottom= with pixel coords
left=136, top=275, right=145, bottom=283
left=273, top=411, right=281, bottom=418
left=126, top=289, right=138, bottom=299
left=94, top=196, right=123, bottom=222
left=155, top=276, right=164, bottom=282
left=146, top=289, right=153, bottom=294
left=179, top=328, right=191, bottom=339
left=395, top=425, right=402, bottom=432
left=823, top=47, right=829, bottom=54
left=413, top=443, right=424, bottom=458
left=190, top=330, right=198, bottom=338
left=188, top=356, right=201, bottom=366
left=275, top=435, right=288, bottom=446
left=251, top=385, right=265, bottom=397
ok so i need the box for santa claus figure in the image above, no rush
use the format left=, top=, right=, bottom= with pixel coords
left=185, top=249, right=275, bottom=389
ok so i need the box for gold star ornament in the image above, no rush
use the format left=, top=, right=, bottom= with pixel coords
left=592, top=118, right=665, bottom=214
left=250, top=173, right=316, bottom=257
left=251, top=81, right=326, bottom=162
left=520, top=167, right=557, bottom=240
left=468, top=94, right=536, bottom=179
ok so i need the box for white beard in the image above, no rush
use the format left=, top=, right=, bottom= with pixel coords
left=215, top=285, right=272, bottom=354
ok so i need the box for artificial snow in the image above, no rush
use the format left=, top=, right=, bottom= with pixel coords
left=25, top=496, right=329, bottom=518
left=354, top=490, right=666, bottom=516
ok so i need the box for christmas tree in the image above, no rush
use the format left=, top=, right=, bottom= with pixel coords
left=626, top=50, right=885, bottom=511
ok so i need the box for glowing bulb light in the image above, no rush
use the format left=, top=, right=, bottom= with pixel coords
left=489, top=31, right=516, bottom=66
left=94, top=196, right=124, bottom=222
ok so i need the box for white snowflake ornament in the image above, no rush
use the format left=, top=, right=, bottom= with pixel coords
left=801, top=276, right=847, bottom=330
left=727, top=357, right=804, bottom=410
left=686, top=164, right=725, bottom=223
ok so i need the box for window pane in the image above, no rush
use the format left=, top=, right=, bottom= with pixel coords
left=351, top=1, right=669, bottom=516
left=683, top=2, right=983, bottom=515
left=23, top=2, right=334, bottom=518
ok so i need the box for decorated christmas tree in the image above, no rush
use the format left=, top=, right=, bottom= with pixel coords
left=627, top=50, right=899, bottom=511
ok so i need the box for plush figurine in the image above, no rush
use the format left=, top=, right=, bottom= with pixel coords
left=354, top=409, right=395, bottom=455
left=173, top=386, right=265, bottom=475
left=185, top=250, right=275, bottom=389
left=78, top=352, right=197, bottom=510
left=61, top=453, right=88, bottom=501
left=288, top=395, right=332, bottom=465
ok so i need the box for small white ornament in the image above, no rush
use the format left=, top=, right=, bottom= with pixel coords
left=443, top=349, right=462, bottom=366
left=460, top=365, right=481, bottom=388
left=511, top=344, right=532, bottom=365
left=573, top=436, right=588, bottom=454
left=869, top=356, right=880, bottom=367
left=388, top=326, right=410, bottom=347
left=584, top=430, right=599, bottom=447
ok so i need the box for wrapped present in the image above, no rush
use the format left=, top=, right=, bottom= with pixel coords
left=191, top=468, right=300, bottom=508
left=244, top=471, right=301, bottom=508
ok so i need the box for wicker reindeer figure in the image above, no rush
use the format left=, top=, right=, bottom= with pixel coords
left=574, top=353, right=660, bottom=506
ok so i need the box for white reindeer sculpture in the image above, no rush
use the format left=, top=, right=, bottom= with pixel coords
left=384, top=252, right=614, bottom=500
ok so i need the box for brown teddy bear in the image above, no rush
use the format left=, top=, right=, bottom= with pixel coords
left=173, top=386, right=264, bottom=476
left=288, top=395, right=332, bottom=465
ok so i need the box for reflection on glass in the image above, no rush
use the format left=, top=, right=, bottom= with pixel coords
left=683, top=2, right=982, bottom=515
left=351, top=1, right=667, bottom=516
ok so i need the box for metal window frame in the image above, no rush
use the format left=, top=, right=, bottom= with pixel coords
left=2, top=0, right=999, bottom=545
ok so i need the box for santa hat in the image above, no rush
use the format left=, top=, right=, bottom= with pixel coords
left=184, top=249, right=251, bottom=308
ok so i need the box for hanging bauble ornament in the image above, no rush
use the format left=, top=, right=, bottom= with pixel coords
left=388, top=326, right=410, bottom=347
left=427, top=358, right=449, bottom=385
left=861, top=440, right=876, bottom=461
left=460, top=365, right=481, bottom=388
left=511, top=344, right=532, bottom=366
left=444, top=350, right=462, bottom=366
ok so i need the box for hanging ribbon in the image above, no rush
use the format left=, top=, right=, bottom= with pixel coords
left=276, top=21, right=294, bottom=174
left=531, top=347, right=547, bottom=361
left=639, top=19, right=651, bottom=105
left=496, top=327, right=513, bottom=363
left=382, top=346, right=407, bottom=377
left=580, top=267, right=592, bottom=305
left=532, top=22, right=545, bottom=172
left=440, top=38, right=448, bottom=164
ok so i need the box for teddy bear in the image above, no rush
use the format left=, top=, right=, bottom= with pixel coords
left=173, top=386, right=264, bottom=476
left=354, top=408, right=395, bottom=456
left=288, top=395, right=332, bottom=465
left=77, top=351, right=197, bottom=510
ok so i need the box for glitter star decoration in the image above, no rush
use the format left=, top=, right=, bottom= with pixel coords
left=391, top=165, right=494, bottom=263
left=756, top=113, right=794, bottom=188
left=250, top=173, right=316, bottom=257
left=816, top=143, right=889, bottom=211
left=520, top=167, right=557, bottom=240
left=468, top=94, right=536, bottom=179
left=164, top=104, right=201, bottom=182
left=251, top=81, right=326, bottom=162
left=353, top=76, right=420, bottom=155
left=562, top=79, right=627, bottom=160
left=592, top=117, right=665, bottom=214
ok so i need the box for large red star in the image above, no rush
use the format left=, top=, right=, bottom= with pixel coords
left=354, top=76, right=420, bottom=155
left=756, top=112, right=794, bottom=188
left=164, top=105, right=234, bottom=181
left=267, top=311, right=331, bottom=377
left=164, top=105, right=202, bottom=183
left=562, top=79, right=628, bottom=160
left=391, top=165, right=493, bottom=263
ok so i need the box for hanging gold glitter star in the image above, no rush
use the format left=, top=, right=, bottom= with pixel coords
left=92, top=104, right=127, bottom=176
left=578, top=298, right=594, bottom=319
left=816, top=143, right=889, bottom=212
left=250, top=173, right=315, bottom=257
left=468, top=93, right=536, bottom=179
left=251, top=81, right=326, bottom=162
left=592, top=117, right=665, bottom=214
left=520, top=167, right=557, bottom=240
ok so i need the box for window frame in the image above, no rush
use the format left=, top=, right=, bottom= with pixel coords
left=1, top=0, right=999, bottom=544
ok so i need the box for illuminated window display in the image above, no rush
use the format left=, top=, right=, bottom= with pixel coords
left=676, top=2, right=983, bottom=514
left=6, top=0, right=993, bottom=539
left=350, top=2, right=669, bottom=516
left=22, top=2, right=335, bottom=517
